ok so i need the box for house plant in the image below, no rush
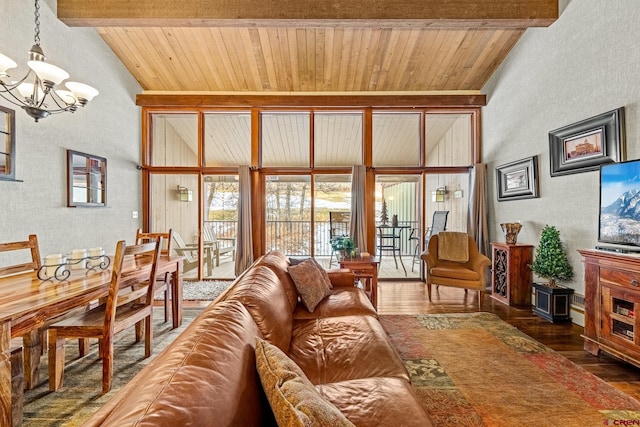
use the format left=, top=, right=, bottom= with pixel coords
left=529, top=225, right=574, bottom=323
left=330, top=235, right=356, bottom=259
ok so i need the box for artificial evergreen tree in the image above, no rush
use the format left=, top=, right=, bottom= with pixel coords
left=380, top=199, right=389, bottom=225
left=530, top=225, right=573, bottom=286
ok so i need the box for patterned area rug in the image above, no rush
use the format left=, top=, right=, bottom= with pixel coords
left=22, top=308, right=205, bottom=426
left=380, top=312, right=640, bottom=427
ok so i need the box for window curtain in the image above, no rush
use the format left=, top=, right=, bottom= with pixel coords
left=350, top=165, right=367, bottom=254
left=235, top=165, right=254, bottom=276
left=467, top=163, right=489, bottom=256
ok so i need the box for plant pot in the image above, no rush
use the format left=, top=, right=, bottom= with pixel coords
left=532, top=282, right=574, bottom=323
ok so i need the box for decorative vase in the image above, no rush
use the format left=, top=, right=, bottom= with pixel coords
left=501, top=222, right=522, bottom=244
left=392, top=214, right=398, bottom=227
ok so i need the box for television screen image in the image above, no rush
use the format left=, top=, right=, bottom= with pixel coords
left=600, top=159, right=640, bottom=247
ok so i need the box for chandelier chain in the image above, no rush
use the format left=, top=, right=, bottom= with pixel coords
left=34, top=0, right=40, bottom=47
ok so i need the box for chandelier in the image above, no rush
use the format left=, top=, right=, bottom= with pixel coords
left=0, top=0, right=98, bottom=122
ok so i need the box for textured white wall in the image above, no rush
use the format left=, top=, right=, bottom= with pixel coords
left=0, top=0, right=142, bottom=257
left=482, top=0, right=640, bottom=325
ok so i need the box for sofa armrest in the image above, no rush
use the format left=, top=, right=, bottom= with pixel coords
left=326, top=268, right=356, bottom=287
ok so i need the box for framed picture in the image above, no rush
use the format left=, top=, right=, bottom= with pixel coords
left=496, top=156, right=539, bottom=201
left=549, top=107, right=625, bottom=177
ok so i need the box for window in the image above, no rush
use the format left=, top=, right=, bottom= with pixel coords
left=151, top=114, right=198, bottom=166
left=314, top=113, right=362, bottom=166
left=373, top=113, right=421, bottom=167
left=204, top=112, right=251, bottom=166
left=261, top=113, right=310, bottom=167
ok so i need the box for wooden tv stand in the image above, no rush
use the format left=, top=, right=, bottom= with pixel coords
left=580, top=249, right=640, bottom=368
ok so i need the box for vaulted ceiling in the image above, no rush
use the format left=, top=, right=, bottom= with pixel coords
left=57, top=0, right=558, bottom=95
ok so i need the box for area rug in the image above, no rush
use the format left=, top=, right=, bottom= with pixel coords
left=182, top=280, right=232, bottom=300
left=21, top=307, right=205, bottom=426
left=380, top=312, right=640, bottom=427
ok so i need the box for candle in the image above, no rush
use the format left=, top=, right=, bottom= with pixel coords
left=70, top=249, right=87, bottom=270
left=89, top=247, right=105, bottom=267
left=44, top=254, right=65, bottom=277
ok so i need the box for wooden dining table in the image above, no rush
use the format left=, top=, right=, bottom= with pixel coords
left=0, top=254, right=184, bottom=426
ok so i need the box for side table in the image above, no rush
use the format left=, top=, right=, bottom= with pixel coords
left=339, top=256, right=379, bottom=309
left=491, top=242, right=533, bottom=306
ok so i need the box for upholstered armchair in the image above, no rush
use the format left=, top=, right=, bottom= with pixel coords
left=421, top=232, right=491, bottom=308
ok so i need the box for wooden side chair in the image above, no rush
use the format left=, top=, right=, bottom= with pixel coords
left=48, top=239, right=162, bottom=394
left=135, top=228, right=173, bottom=322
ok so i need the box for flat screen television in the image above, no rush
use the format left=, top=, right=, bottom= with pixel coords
left=599, top=159, right=640, bottom=250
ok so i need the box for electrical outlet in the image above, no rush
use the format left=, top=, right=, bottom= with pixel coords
left=132, top=211, right=138, bottom=219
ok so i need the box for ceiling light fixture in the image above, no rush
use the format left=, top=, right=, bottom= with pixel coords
left=0, top=0, right=98, bottom=122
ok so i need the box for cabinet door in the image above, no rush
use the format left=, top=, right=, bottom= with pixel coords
left=601, top=285, right=639, bottom=349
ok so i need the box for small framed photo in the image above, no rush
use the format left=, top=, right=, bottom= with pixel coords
left=549, top=107, right=625, bottom=176
left=496, top=156, right=539, bottom=201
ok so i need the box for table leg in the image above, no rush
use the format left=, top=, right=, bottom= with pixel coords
left=22, top=329, right=42, bottom=389
left=171, top=268, right=183, bottom=329
left=0, top=319, right=12, bottom=427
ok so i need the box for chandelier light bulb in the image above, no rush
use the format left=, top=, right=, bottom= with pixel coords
left=17, top=82, right=44, bottom=100
left=0, top=53, right=17, bottom=76
left=27, top=60, right=69, bottom=86
left=65, top=81, right=99, bottom=103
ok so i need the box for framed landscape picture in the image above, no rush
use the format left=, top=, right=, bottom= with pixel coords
left=549, top=107, right=625, bottom=177
left=496, top=156, right=539, bottom=201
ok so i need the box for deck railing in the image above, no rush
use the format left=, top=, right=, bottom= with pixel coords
left=205, top=220, right=419, bottom=257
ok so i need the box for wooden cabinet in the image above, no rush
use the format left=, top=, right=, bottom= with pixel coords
left=580, top=250, right=640, bottom=367
left=491, top=242, right=533, bottom=306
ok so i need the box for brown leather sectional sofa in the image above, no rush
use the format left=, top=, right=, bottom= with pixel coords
left=82, top=251, right=433, bottom=426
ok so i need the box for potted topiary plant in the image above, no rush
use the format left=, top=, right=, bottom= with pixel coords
left=529, top=225, right=574, bottom=322
left=330, top=235, right=356, bottom=260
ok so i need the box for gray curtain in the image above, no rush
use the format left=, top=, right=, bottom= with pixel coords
left=350, top=165, right=367, bottom=254
left=235, top=165, right=254, bottom=276
left=467, top=163, right=489, bottom=256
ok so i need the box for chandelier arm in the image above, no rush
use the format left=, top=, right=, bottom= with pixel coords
left=0, top=71, right=34, bottom=93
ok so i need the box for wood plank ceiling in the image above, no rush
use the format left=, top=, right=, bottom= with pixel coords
left=58, top=0, right=558, bottom=94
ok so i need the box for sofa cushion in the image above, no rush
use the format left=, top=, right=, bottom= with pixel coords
left=226, top=265, right=294, bottom=352
left=289, top=315, right=409, bottom=385
left=317, top=377, right=434, bottom=427
left=82, top=300, right=275, bottom=427
left=430, top=264, right=480, bottom=281
left=255, top=337, right=355, bottom=427
left=288, top=259, right=333, bottom=312
left=293, top=287, right=377, bottom=320
left=256, top=250, right=299, bottom=311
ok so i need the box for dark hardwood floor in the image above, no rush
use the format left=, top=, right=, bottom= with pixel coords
left=182, top=280, right=640, bottom=402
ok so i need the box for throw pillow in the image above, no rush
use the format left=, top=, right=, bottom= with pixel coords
left=288, top=259, right=332, bottom=312
left=289, top=257, right=309, bottom=266
left=255, top=337, right=355, bottom=427
left=309, top=257, right=333, bottom=289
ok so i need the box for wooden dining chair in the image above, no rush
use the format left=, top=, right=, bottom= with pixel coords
left=0, top=234, right=41, bottom=277
left=48, top=239, right=162, bottom=394
left=135, top=228, right=173, bottom=322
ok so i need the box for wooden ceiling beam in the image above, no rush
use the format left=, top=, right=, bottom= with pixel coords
left=58, top=0, right=558, bottom=28
left=135, top=93, right=487, bottom=108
